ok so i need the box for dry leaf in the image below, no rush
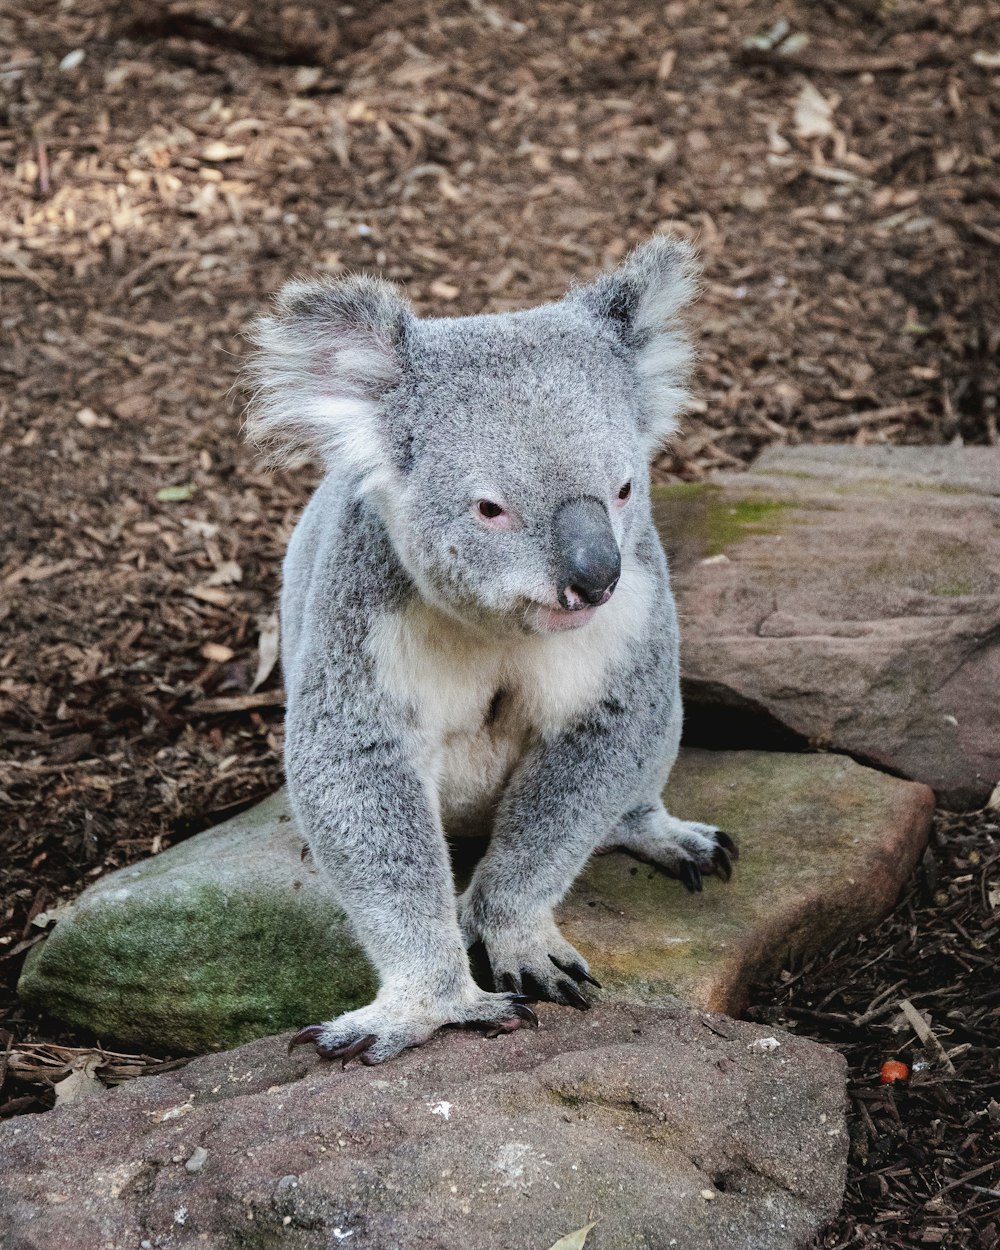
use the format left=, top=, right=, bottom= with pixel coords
left=430, top=279, right=460, bottom=301
left=200, top=642, right=235, bottom=663
left=186, top=585, right=232, bottom=607
left=547, top=1223, right=598, bottom=1250
left=250, top=612, right=280, bottom=692
left=656, top=48, right=677, bottom=82
left=146, top=1101, right=193, bottom=1123
left=157, top=484, right=195, bottom=502
left=204, top=561, right=243, bottom=587
left=54, top=1055, right=104, bottom=1106
left=201, top=141, right=246, bottom=162
left=75, top=407, right=111, bottom=429
left=793, top=80, right=836, bottom=140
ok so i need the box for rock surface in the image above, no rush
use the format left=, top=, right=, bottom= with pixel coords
left=659, top=444, right=1000, bottom=809
left=20, top=750, right=932, bottom=1052
left=19, top=791, right=377, bottom=1053
left=564, top=749, right=932, bottom=1015
left=0, top=1004, right=848, bottom=1250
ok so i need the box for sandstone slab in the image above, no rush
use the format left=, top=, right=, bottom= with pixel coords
left=0, top=1004, right=848, bottom=1250
left=657, top=444, right=1000, bottom=809
left=562, top=749, right=932, bottom=1015
left=20, top=750, right=932, bottom=1051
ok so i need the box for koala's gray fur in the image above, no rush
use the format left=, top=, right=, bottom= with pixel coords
left=246, top=236, right=737, bottom=1065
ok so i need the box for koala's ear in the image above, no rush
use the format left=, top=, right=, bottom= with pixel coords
left=244, top=274, right=411, bottom=482
left=572, top=235, right=700, bottom=455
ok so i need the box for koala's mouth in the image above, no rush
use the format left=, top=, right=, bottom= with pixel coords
left=532, top=604, right=599, bottom=633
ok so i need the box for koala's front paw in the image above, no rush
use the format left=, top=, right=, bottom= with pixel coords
left=473, top=921, right=600, bottom=1011
left=287, top=987, right=537, bottom=1067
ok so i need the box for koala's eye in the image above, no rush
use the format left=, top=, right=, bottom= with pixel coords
left=473, top=498, right=516, bottom=530
left=617, top=481, right=632, bottom=503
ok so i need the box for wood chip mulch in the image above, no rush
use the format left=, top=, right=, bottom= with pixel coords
left=753, top=806, right=1000, bottom=1250
left=1, top=0, right=997, bottom=1243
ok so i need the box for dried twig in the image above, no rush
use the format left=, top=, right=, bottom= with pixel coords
left=898, top=998, right=956, bottom=1074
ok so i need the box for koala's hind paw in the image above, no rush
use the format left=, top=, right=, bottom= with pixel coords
left=287, top=989, right=536, bottom=1067
left=610, top=807, right=740, bottom=894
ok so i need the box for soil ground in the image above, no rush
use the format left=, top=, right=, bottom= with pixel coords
left=1, top=0, right=998, bottom=1245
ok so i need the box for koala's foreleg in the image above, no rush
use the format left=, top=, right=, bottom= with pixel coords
left=457, top=724, right=631, bottom=1008
left=286, top=713, right=535, bottom=1064
left=458, top=715, right=739, bottom=1008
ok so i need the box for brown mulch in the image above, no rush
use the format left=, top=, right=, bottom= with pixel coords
left=1, top=0, right=998, bottom=1243
left=752, top=806, right=1000, bottom=1250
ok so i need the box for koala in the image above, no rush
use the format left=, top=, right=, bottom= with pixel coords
left=246, top=235, right=737, bottom=1066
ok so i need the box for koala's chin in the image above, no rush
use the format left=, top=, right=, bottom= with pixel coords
left=249, top=235, right=740, bottom=1069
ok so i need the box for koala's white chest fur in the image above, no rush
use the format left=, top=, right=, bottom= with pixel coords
left=367, top=565, right=653, bottom=834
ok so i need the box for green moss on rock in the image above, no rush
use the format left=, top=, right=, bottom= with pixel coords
left=652, top=483, right=795, bottom=565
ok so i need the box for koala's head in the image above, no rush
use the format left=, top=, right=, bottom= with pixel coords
left=247, top=236, right=698, bottom=635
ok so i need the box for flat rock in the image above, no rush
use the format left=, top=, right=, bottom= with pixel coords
left=658, top=444, right=1000, bottom=809
left=19, top=750, right=932, bottom=1051
left=562, top=749, right=932, bottom=1015
left=0, top=1004, right=848, bottom=1250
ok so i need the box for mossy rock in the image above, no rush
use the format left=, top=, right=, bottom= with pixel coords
left=18, top=792, right=376, bottom=1053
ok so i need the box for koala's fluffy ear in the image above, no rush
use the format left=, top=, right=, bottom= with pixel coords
left=245, top=275, right=410, bottom=483
left=573, top=235, right=700, bottom=455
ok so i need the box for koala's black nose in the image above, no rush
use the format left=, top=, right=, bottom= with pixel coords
left=553, top=497, right=621, bottom=610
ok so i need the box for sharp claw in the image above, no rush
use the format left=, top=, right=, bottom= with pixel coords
left=559, top=980, right=591, bottom=1011
left=713, top=848, right=733, bottom=882
left=500, top=972, right=521, bottom=995
left=513, top=1003, right=539, bottom=1028
left=550, top=955, right=602, bottom=988
left=716, top=830, right=740, bottom=860
left=288, top=1024, right=324, bottom=1053
left=339, top=1033, right=378, bottom=1068
left=679, top=861, right=703, bottom=893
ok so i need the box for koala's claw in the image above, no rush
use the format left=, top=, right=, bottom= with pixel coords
left=611, top=813, right=740, bottom=893
left=550, top=954, right=602, bottom=988
left=678, top=860, right=703, bottom=893
left=288, top=1025, right=378, bottom=1066
left=327, top=1033, right=379, bottom=1067
left=715, top=830, right=740, bottom=859
left=288, top=1024, right=325, bottom=1053
left=512, top=1002, right=540, bottom=1028
left=502, top=967, right=593, bottom=1011
left=713, top=847, right=734, bottom=883
left=288, top=988, right=534, bottom=1066
left=558, top=980, right=592, bottom=1011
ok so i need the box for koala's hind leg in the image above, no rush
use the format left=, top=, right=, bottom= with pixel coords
left=605, top=801, right=739, bottom=894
